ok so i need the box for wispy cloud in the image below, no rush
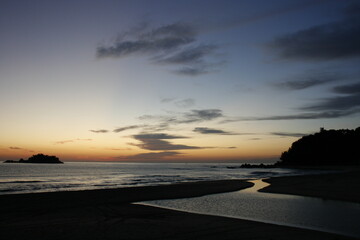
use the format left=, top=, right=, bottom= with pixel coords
left=249, top=138, right=261, bottom=141
left=55, top=138, right=93, bottom=145
left=97, top=22, right=222, bottom=76
left=55, top=140, right=74, bottom=144
left=97, top=22, right=196, bottom=58
left=155, top=44, right=217, bottom=64
left=273, top=71, right=342, bottom=90
left=105, top=147, right=132, bottom=151
left=77, top=138, right=93, bottom=141
left=175, top=98, right=195, bottom=108
left=9, top=147, right=34, bottom=152
left=193, top=127, right=237, bottom=135
left=161, top=98, right=195, bottom=108
left=139, top=109, right=224, bottom=125
left=270, top=132, right=308, bottom=137
left=160, top=97, right=176, bottom=103
left=222, top=110, right=360, bottom=122
left=9, top=147, right=22, bottom=150
left=113, top=125, right=145, bottom=133
left=267, top=4, right=360, bottom=61
left=89, top=129, right=109, bottom=133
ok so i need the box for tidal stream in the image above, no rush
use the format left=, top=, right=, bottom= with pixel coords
left=138, top=179, right=360, bottom=238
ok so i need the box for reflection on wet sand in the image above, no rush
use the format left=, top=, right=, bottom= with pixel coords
left=140, top=179, right=360, bottom=238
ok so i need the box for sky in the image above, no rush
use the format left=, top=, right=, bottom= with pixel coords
left=0, top=0, right=359, bottom=162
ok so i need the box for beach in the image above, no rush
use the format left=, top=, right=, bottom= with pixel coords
left=0, top=177, right=356, bottom=240
left=260, top=169, right=360, bottom=203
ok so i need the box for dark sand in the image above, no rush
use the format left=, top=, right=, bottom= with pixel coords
left=0, top=179, right=355, bottom=239
left=260, top=170, right=360, bottom=203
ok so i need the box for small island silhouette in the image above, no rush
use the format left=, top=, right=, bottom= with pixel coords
left=4, top=153, right=63, bottom=164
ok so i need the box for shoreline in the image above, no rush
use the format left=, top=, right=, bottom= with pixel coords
left=0, top=178, right=356, bottom=239
left=0, top=179, right=253, bottom=204
left=260, top=169, right=360, bottom=203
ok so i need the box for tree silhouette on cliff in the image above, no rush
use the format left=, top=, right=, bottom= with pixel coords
left=276, top=127, right=360, bottom=166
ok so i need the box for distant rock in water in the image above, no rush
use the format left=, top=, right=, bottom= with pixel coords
left=228, top=163, right=275, bottom=169
left=275, top=127, right=360, bottom=166
left=4, top=153, right=63, bottom=164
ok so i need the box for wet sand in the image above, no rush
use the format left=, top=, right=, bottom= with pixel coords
left=0, top=179, right=355, bottom=239
left=260, top=170, right=360, bottom=203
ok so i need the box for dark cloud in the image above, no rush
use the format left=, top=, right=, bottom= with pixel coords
left=173, top=66, right=210, bottom=76
left=193, top=127, right=236, bottom=135
left=97, top=22, right=221, bottom=76
left=131, top=133, right=201, bottom=151
left=113, top=125, right=144, bottom=133
left=253, top=110, right=359, bottom=120
left=301, top=95, right=360, bottom=112
left=274, top=72, right=341, bottom=90
left=199, top=0, right=329, bottom=33
left=301, top=82, right=360, bottom=111
left=90, top=129, right=109, bottom=133
left=121, top=151, right=181, bottom=161
left=271, top=132, right=308, bottom=137
left=333, top=82, right=360, bottom=94
left=223, top=80, right=360, bottom=122
left=134, top=133, right=187, bottom=140
left=184, top=109, right=223, bottom=122
left=267, top=6, right=360, bottom=61
left=344, top=2, right=360, bottom=17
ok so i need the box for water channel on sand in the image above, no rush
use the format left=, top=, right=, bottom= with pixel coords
left=138, top=179, right=360, bottom=238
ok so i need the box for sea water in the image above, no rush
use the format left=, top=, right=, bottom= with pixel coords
left=0, top=162, right=320, bottom=195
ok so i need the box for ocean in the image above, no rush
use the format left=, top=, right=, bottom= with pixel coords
left=3, top=162, right=359, bottom=237
left=0, top=162, right=319, bottom=195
